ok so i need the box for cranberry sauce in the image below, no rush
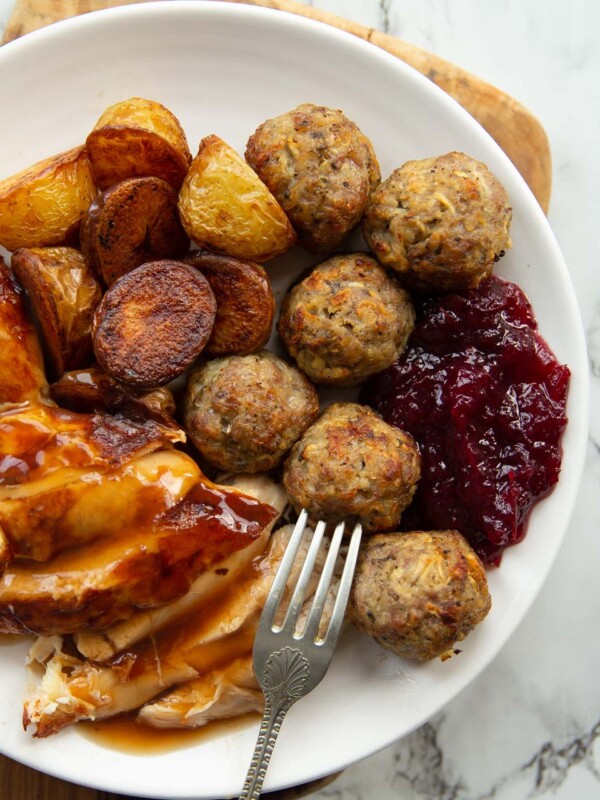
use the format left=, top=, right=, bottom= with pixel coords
left=363, top=276, right=570, bottom=565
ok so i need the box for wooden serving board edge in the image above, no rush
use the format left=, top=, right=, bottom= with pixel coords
left=3, top=0, right=552, bottom=211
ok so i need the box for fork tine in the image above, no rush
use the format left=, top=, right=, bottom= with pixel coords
left=258, top=509, right=309, bottom=632
left=322, top=521, right=362, bottom=647
left=278, top=519, right=327, bottom=634
left=302, top=519, right=346, bottom=642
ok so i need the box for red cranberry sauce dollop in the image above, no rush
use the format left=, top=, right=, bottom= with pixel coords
left=363, top=275, right=570, bottom=565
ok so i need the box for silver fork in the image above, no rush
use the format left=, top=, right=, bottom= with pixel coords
left=238, top=509, right=363, bottom=800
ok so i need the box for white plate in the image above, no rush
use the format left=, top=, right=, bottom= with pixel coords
left=0, top=3, right=589, bottom=798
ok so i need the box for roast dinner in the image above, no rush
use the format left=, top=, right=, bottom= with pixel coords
left=0, top=98, right=568, bottom=738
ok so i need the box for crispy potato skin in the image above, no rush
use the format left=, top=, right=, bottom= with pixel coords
left=178, top=135, right=297, bottom=262
left=86, top=97, right=192, bottom=190
left=92, top=260, right=216, bottom=389
left=245, top=103, right=380, bottom=253
left=0, top=258, right=47, bottom=404
left=80, top=176, right=189, bottom=286
left=185, top=252, right=275, bottom=355
left=11, top=247, right=102, bottom=378
left=362, top=152, right=512, bottom=292
left=349, top=531, right=491, bottom=661
left=0, top=146, right=96, bottom=252
left=283, top=402, right=421, bottom=532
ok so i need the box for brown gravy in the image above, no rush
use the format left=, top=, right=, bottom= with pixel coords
left=80, top=711, right=261, bottom=755
left=78, top=559, right=266, bottom=754
left=3, top=524, right=275, bottom=752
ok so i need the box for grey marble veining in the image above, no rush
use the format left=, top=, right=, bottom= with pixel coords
left=313, top=715, right=600, bottom=799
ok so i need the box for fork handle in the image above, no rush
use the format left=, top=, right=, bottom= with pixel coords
left=238, top=696, right=291, bottom=800
left=240, top=646, right=311, bottom=799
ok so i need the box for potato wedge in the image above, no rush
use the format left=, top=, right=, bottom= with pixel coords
left=185, top=252, right=274, bottom=355
left=92, top=260, right=216, bottom=389
left=178, top=135, right=297, bottom=262
left=0, top=258, right=47, bottom=405
left=86, top=97, right=192, bottom=190
left=0, top=146, right=96, bottom=252
left=50, top=365, right=176, bottom=417
left=11, top=247, right=102, bottom=378
left=80, top=176, right=189, bottom=286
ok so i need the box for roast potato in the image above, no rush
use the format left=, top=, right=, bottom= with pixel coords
left=11, top=247, right=102, bottom=378
left=92, top=260, right=216, bottom=389
left=178, top=135, right=297, bottom=262
left=0, top=258, right=47, bottom=405
left=0, top=147, right=96, bottom=252
left=50, top=365, right=177, bottom=422
left=80, top=176, right=189, bottom=286
left=185, top=252, right=274, bottom=355
left=86, top=97, right=192, bottom=190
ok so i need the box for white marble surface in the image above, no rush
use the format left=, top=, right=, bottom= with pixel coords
left=0, top=1, right=598, bottom=799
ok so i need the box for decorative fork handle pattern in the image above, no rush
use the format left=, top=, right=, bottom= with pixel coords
left=239, top=647, right=310, bottom=800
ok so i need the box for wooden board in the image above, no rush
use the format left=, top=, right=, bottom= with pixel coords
left=0, top=2, right=553, bottom=798
left=3, top=0, right=552, bottom=211
left=0, top=753, right=340, bottom=800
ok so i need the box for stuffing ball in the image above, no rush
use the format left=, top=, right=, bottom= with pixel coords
left=283, top=403, right=420, bottom=532
left=349, top=530, right=491, bottom=661
left=362, top=151, right=512, bottom=292
left=245, top=103, right=380, bottom=253
left=184, top=350, right=319, bottom=473
left=278, top=253, right=415, bottom=387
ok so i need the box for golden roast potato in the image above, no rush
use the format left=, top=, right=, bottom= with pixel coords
left=0, top=258, right=47, bottom=405
left=178, top=135, right=297, bottom=262
left=11, top=246, right=102, bottom=378
left=86, top=97, right=192, bottom=190
left=0, top=147, right=96, bottom=252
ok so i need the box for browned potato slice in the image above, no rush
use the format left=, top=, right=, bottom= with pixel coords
left=178, top=135, right=297, bottom=262
left=0, top=147, right=96, bottom=252
left=86, top=97, right=192, bottom=190
left=50, top=365, right=176, bottom=420
left=80, top=176, right=189, bottom=286
left=185, top=252, right=275, bottom=355
left=11, top=247, right=102, bottom=378
left=92, top=260, right=216, bottom=389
